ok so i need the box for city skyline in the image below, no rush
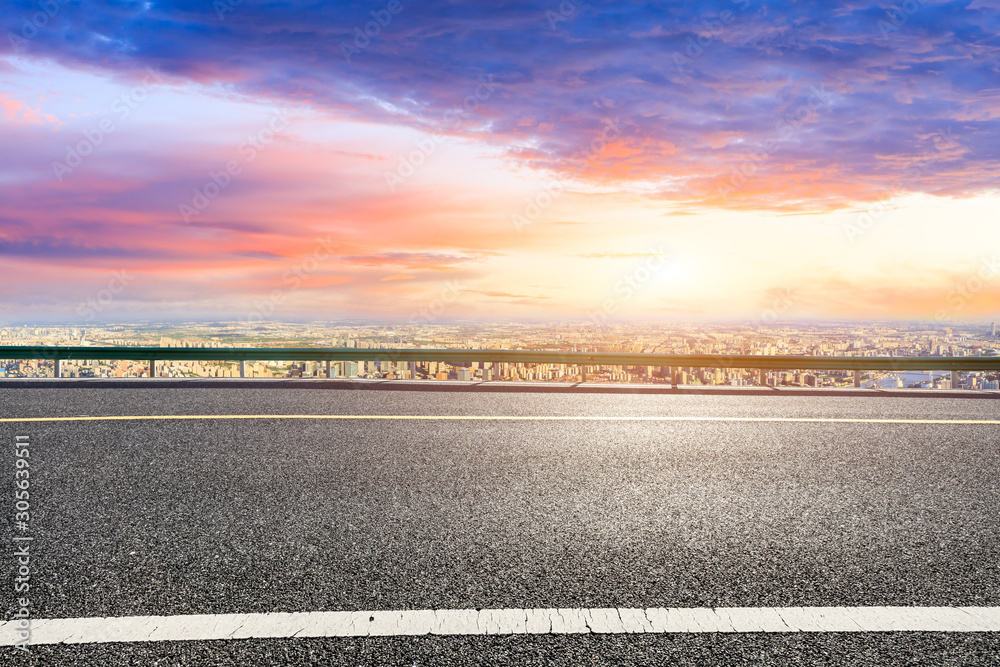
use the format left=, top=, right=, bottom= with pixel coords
left=4, top=319, right=999, bottom=388
left=3, top=2, right=1000, bottom=323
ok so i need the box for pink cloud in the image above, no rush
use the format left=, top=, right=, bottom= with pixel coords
left=0, top=92, right=61, bottom=128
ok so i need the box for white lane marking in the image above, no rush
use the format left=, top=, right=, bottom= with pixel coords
left=4, top=607, right=999, bottom=645
left=1, top=414, right=999, bottom=425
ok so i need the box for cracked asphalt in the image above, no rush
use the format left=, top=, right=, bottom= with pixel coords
left=2, top=383, right=999, bottom=665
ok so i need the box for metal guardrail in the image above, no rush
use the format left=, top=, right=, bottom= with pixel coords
left=1, top=346, right=998, bottom=386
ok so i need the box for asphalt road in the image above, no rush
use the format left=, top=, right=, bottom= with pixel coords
left=2, top=382, right=999, bottom=665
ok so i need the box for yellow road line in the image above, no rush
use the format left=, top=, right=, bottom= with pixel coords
left=1, top=415, right=998, bottom=424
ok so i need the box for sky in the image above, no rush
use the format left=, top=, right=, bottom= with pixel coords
left=1, top=0, right=999, bottom=324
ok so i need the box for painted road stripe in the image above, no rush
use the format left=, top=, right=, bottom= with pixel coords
left=4, top=608, right=999, bottom=645
left=1, top=414, right=999, bottom=425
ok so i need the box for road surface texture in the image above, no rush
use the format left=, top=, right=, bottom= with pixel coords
left=2, top=381, right=998, bottom=665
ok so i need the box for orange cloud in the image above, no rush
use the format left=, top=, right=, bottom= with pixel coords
left=462, top=290, right=550, bottom=300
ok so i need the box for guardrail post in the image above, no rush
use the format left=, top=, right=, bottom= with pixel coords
left=854, top=371, right=861, bottom=388
left=54, top=359, right=62, bottom=378
left=952, top=371, right=959, bottom=389
left=327, top=360, right=333, bottom=378
left=758, top=369, right=766, bottom=386
left=239, top=360, right=246, bottom=378
left=581, top=365, right=587, bottom=382
left=149, top=360, right=157, bottom=378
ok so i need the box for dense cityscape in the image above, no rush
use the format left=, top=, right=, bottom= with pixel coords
left=2, top=321, right=999, bottom=390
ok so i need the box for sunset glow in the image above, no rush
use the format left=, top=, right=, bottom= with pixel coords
left=3, top=1, right=998, bottom=322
